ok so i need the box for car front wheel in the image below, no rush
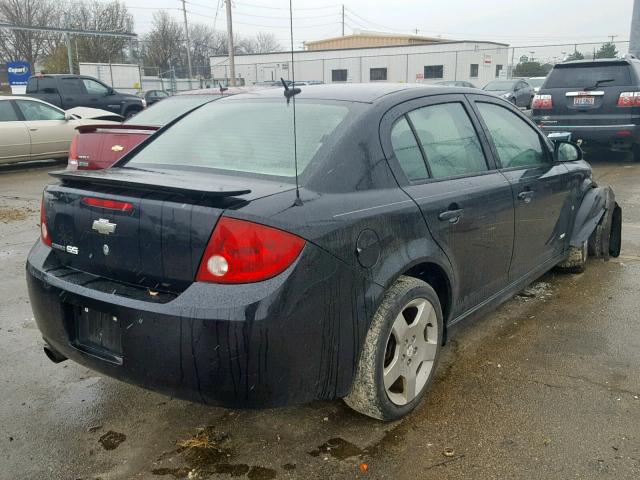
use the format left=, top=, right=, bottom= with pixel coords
left=344, top=276, right=443, bottom=421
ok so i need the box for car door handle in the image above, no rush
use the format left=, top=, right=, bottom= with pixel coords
left=438, top=208, right=463, bottom=223
left=29, top=128, right=38, bottom=132
left=518, top=190, right=535, bottom=203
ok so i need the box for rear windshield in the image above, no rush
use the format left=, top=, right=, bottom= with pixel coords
left=545, top=63, right=632, bottom=88
left=126, top=99, right=352, bottom=178
left=125, top=95, right=217, bottom=126
left=484, top=80, right=516, bottom=91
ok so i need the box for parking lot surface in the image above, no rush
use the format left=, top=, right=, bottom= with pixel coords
left=1, top=156, right=639, bottom=480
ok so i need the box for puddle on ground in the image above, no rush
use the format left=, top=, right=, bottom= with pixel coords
left=308, top=437, right=364, bottom=460
left=98, top=431, right=126, bottom=450
left=151, top=426, right=277, bottom=479
left=151, top=467, right=191, bottom=479
left=247, top=466, right=277, bottom=479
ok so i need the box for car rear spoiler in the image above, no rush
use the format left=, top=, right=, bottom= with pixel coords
left=50, top=167, right=252, bottom=197
left=74, top=124, right=160, bottom=133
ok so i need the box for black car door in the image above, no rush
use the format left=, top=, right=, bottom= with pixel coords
left=381, top=94, right=515, bottom=317
left=468, top=95, right=574, bottom=282
left=80, top=78, right=119, bottom=112
left=57, top=77, right=86, bottom=109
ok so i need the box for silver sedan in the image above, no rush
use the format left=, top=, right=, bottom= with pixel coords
left=0, top=96, right=119, bottom=165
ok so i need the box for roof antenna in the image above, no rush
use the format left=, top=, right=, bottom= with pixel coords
left=284, top=0, right=302, bottom=206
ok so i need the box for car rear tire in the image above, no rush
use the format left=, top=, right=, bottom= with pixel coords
left=344, top=276, right=443, bottom=421
left=556, top=240, right=588, bottom=274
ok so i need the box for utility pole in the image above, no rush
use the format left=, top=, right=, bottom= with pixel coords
left=181, top=0, right=193, bottom=88
left=609, top=34, right=618, bottom=43
left=64, top=13, right=73, bottom=74
left=226, top=0, right=236, bottom=86
left=341, top=5, right=344, bottom=36
left=631, top=0, right=640, bottom=57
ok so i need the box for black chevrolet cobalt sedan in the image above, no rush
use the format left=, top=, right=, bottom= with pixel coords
left=26, top=84, right=621, bottom=420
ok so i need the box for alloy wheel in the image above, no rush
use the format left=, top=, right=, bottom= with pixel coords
left=383, top=298, right=439, bottom=405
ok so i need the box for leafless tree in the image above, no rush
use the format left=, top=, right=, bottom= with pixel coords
left=251, top=32, right=282, bottom=54
left=140, top=11, right=184, bottom=74
left=71, top=0, right=134, bottom=64
left=0, top=0, right=65, bottom=67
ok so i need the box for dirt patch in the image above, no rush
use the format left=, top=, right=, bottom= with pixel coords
left=0, top=207, right=33, bottom=223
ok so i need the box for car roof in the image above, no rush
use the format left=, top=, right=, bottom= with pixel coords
left=556, top=58, right=632, bottom=67
left=218, top=83, right=466, bottom=103
left=177, top=85, right=278, bottom=96
left=0, top=95, right=60, bottom=105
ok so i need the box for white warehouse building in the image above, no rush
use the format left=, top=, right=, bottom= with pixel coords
left=210, top=38, right=510, bottom=87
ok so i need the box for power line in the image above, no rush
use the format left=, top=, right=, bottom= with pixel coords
left=234, top=1, right=341, bottom=10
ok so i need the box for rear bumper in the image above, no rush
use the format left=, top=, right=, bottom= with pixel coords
left=26, top=240, right=380, bottom=408
left=535, top=121, right=640, bottom=146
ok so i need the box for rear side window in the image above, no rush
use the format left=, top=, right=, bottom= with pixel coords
left=390, top=117, right=428, bottom=181
left=545, top=63, right=632, bottom=88
left=127, top=100, right=351, bottom=178
left=477, top=102, right=546, bottom=168
left=60, top=78, right=85, bottom=94
left=15, top=100, right=65, bottom=121
left=407, top=103, right=488, bottom=179
left=0, top=101, right=18, bottom=122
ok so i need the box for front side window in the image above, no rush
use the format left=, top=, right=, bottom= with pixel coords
left=407, top=103, right=488, bottom=179
left=15, top=100, right=65, bottom=121
left=476, top=102, right=547, bottom=168
left=370, top=68, right=387, bottom=81
left=424, top=65, right=444, bottom=79
left=127, top=99, right=352, bottom=179
left=82, top=79, right=109, bottom=95
left=390, top=116, right=428, bottom=181
left=470, top=64, right=479, bottom=78
left=0, top=101, right=19, bottom=122
left=332, top=69, right=347, bottom=82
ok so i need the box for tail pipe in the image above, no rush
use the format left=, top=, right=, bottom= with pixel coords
left=43, top=344, right=67, bottom=364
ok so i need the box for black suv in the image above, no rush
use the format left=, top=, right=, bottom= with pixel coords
left=532, top=56, right=640, bottom=160
left=25, top=74, right=146, bottom=118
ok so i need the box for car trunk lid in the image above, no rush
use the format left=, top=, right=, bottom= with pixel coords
left=44, top=167, right=294, bottom=292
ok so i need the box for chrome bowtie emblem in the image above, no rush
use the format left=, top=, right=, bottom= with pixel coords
left=103, top=244, right=110, bottom=256
left=92, top=218, right=117, bottom=235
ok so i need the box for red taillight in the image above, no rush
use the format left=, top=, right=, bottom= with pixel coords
left=67, top=134, right=78, bottom=170
left=40, top=195, right=52, bottom=247
left=81, top=197, right=134, bottom=212
left=617, top=92, right=640, bottom=107
left=196, top=217, right=305, bottom=284
left=532, top=94, right=552, bottom=109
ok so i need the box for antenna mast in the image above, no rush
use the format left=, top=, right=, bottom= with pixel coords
left=288, top=0, right=302, bottom=206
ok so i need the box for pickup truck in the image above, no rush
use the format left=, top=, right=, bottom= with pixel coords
left=25, top=74, right=146, bottom=118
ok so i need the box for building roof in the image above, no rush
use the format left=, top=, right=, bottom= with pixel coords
left=210, top=39, right=510, bottom=59
left=304, top=30, right=446, bottom=49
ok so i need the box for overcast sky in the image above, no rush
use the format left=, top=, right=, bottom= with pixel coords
left=124, top=0, right=633, bottom=53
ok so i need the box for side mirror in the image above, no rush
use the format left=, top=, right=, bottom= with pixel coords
left=555, top=141, right=583, bottom=162
left=547, top=131, right=572, bottom=143
left=64, top=112, right=74, bottom=121
left=106, top=87, right=115, bottom=95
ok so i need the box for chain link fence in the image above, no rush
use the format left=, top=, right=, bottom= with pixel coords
left=78, top=40, right=632, bottom=94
